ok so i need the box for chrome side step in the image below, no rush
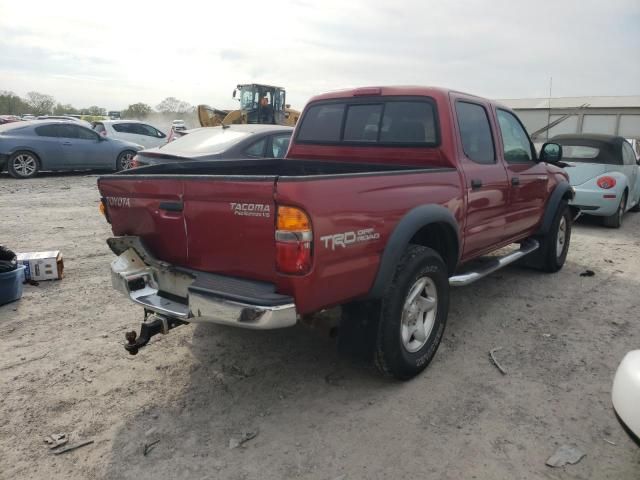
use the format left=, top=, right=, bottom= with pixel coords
left=449, top=239, right=539, bottom=287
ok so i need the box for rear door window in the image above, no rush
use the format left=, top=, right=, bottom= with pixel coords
left=112, top=123, right=135, bottom=134
left=35, top=125, right=60, bottom=137
left=455, top=101, right=495, bottom=164
left=245, top=138, right=267, bottom=157
left=270, top=134, right=291, bottom=157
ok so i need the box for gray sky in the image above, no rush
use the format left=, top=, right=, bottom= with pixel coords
left=1, top=0, right=638, bottom=111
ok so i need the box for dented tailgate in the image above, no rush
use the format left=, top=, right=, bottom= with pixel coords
left=98, top=175, right=278, bottom=281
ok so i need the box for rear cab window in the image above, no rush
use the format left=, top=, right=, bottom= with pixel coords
left=296, top=97, right=439, bottom=146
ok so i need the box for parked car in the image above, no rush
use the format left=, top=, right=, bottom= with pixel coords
left=551, top=134, right=640, bottom=227
left=612, top=351, right=640, bottom=446
left=0, top=115, right=22, bottom=125
left=0, top=120, right=143, bottom=178
left=36, top=115, right=92, bottom=128
left=98, top=86, right=574, bottom=380
left=92, top=120, right=167, bottom=149
left=132, top=124, right=293, bottom=167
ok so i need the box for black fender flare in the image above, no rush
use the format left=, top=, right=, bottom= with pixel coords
left=368, top=204, right=460, bottom=299
left=537, top=181, right=574, bottom=235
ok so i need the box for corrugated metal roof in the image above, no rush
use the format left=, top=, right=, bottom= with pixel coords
left=497, top=96, right=640, bottom=109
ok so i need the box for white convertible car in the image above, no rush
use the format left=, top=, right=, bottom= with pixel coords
left=551, top=134, right=640, bottom=228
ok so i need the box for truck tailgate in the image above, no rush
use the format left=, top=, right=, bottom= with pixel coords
left=98, top=176, right=277, bottom=281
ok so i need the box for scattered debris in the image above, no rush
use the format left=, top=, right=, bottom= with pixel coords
left=603, top=438, right=617, bottom=446
left=52, top=439, right=94, bottom=455
left=604, top=259, right=614, bottom=264
left=580, top=270, right=595, bottom=277
left=143, top=439, right=160, bottom=456
left=44, top=433, right=68, bottom=449
left=228, top=429, right=259, bottom=449
left=489, top=347, right=507, bottom=375
left=25, top=279, right=39, bottom=286
left=546, top=444, right=586, bottom=467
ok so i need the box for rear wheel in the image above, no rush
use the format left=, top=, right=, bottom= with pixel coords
left=374, top=245, right=449, bottom=380
left=8, top=151, right=39, bottom=179
left=603, top=192, right=626, bottom=228
left=117, top=150, right=136, bottom=171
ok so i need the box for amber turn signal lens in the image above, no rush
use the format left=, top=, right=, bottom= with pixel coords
left=277, top=206, right=310, bottom=231
left=99, top=201, right=106, bottom=216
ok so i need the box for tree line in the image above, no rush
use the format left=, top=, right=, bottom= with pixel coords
left=0, top=91, right=194, bottom=119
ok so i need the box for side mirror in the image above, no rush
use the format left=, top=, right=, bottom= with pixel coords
left=539, top=142, right=563, bottom=163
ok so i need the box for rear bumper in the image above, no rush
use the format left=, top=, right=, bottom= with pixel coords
left=569, top=187, right=620, bottom=216
left=109, top=237, right=297, bottom=329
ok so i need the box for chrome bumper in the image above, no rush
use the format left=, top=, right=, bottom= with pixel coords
left=110, top=246, right=297, bottom=329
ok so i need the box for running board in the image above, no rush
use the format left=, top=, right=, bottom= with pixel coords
left=449, top=239, right=539, bottom=287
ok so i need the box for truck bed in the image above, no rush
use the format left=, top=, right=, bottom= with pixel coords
left=114, top=158, right=451, bottom=179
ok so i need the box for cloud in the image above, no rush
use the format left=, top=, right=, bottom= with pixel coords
left=0, top=0, right=638, bottom=111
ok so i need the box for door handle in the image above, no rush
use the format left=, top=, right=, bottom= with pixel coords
left=511, top=177, right=520, bottom=186
left=159, top=201, right=183, bottom=212
left=62, top=142, right=72, bottom=146
left=471, top=179, right=483, bottom=189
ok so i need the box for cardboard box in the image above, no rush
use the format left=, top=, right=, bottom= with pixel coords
left=16, top=251, right=64, bottom=281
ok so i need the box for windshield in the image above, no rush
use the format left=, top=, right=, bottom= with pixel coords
left=159, top=127, right=250, bottom=155
left=239, top=87, right=258, bottom=110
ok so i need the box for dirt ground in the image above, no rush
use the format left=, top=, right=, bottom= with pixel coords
left=1, top=172, right=639, bottom=480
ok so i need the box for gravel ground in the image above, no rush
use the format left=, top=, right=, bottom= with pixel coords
left=1, top=172, right=639, bottom=480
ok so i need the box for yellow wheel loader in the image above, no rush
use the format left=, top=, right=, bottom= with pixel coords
left=197, top=84, right=300, bottom=128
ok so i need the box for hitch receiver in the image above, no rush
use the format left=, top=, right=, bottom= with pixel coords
left=125, top=314, right=187, bottom=355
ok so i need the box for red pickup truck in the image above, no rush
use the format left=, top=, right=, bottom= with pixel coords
left=98, top=86, right=574, bottom=380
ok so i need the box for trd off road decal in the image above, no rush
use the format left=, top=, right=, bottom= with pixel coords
left=229, top=202, right=271, bottom=218
left=320, top=228, right=380, bottom=250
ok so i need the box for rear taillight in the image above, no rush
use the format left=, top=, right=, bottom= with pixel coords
left=99, top=197, right=111, bottom=224
left=597, top=176, right=616, bottom=189
left=275, top=206, right=312, bottom=275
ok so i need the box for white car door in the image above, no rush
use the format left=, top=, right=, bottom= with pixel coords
left=111, top=122, right=145, bottom=146
left=131, top=123, right=167, bottom=148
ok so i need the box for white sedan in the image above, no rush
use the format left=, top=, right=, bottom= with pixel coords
left=612, top=351, right=640, bottom=446
left=92, top=120, right=167, bottom=149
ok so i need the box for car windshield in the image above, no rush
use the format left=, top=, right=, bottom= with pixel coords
left=159, top=127, right=251, bottom=154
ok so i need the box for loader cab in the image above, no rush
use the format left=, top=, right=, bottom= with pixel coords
left=233, top=83, right=286, bottom=124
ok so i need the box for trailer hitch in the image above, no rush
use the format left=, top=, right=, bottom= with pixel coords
left=125, top=314, right=187, bottom=355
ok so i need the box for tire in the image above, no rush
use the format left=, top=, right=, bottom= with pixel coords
left=117, top=150, right=136, bottom=171
left=520, top=201, right=571, bottom=272
left=7, top=151, right=40, bottom=179
left=373, top=245, right=450, bottom=380
left=603, top=192, right=626, bottom=228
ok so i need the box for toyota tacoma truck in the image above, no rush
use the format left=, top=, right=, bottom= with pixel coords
left=97, top=86, right=574, bottom=380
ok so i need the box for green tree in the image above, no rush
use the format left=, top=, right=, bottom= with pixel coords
left=25, top=91, right=56, bottom=115
left=122, top=102, right=153, bottom=119
left=53, top=103, right=80, bottom=115
left=156, top=97, right=191, bottom=114
left=85, top=105, right=106, bottom=116
left=0, top=91, right=29, bottom=115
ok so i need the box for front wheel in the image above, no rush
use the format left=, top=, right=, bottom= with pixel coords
left=8, top=151, right=40, bottom=179
left=117, top=150, right=137, bottom=171
left=374, top=245, right=449, bottom=380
